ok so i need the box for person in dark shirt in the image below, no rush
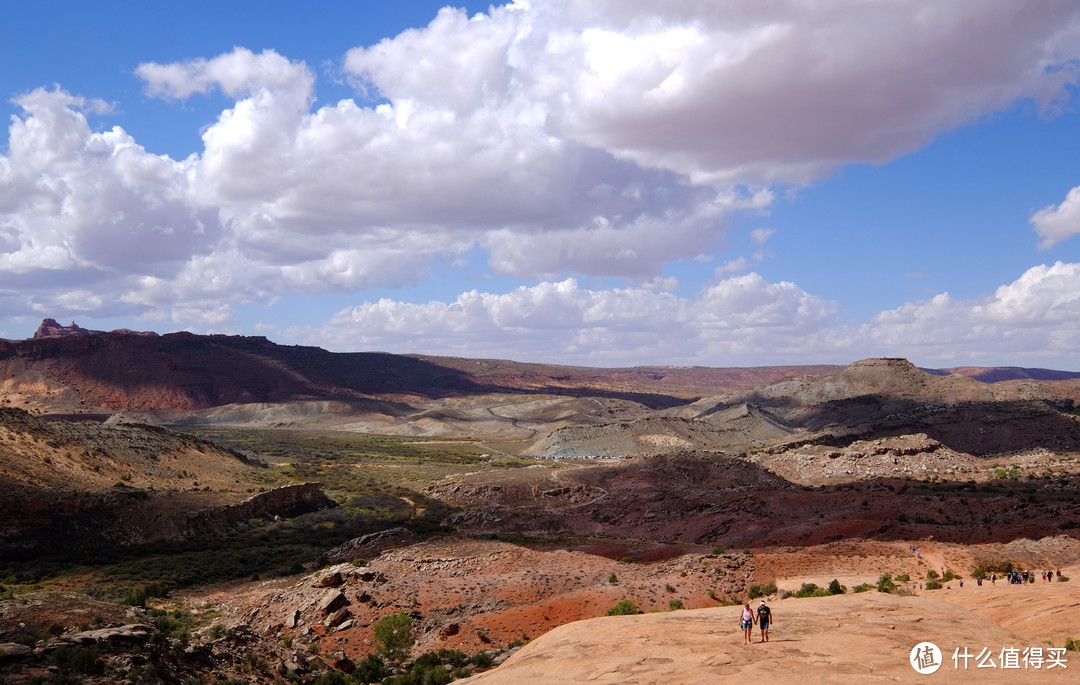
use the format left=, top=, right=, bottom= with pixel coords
left=757, top=600, right=773, bottom=642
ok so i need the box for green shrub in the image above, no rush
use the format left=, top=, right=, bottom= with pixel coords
left=828, top=579, right=845, bottom=595
left=971, top=560, right=1016, bottom=579
left=49, top=645, right=104, bottom=677
left=608, top=573, right=619, bottom=585
left=312, top=671, right=349, bottom=685
left=852, top=583, right=874, bottom=593
left=792, top=583, right=830, bottom=598
left=354, top=653, right=389, bottom=683
left=1064, top=637, right=1079, bottom=652
left=894, top=574, right=909, bottom=583
left=941, top=569, right=960, bottom=582
left=470, top=652, right=494, bottom=669
left=124, top=587, right=147, bottom=607
left=925, top=579, right=943, bottom=590
left=877, top=573, right=896, bottom=593
left=605, top=600, right=640, bottom=616
left=747, top=581, right=777, bottom=599
left=668, top=599, right=684, bottom=610
left=374, top=613, right=414, bottom=662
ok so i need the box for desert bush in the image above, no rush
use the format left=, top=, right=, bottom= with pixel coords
left=941, top=569, right=960, bottom=582
left=925, top=579, right=943, bottom=590
left=608, top=573, right=618, bottom=585
left=669, top=599, right=684, bottom=610
left=1064, top=637, right=1079, bottom=652
left=747, top=581, right=777, bottom=599
left=470, top=652, right=495, bottom=669
left=852, top=583, right=874, bottom=593
left=312, top=671, right=350, bottom=685
left=876, top=574, right=896, bottom=594
left=791, top=583, right=830, bottom=598
left=349, top=654, right=389, bottom=683
left=828, top=579, right=845, bottom=595
left=665, top=584, right=676, bottom=593
left=971, top=560, right=1016, bottom=579
left=894, top=574, right=909, bottom=583
left=926, top=569, right=940, bottom=581
left=374, top=613, right=414, bottom=663
left=124, top=586, right=147, bottom=606
left=606, top=600, right=640, bottom=616
left=49, top=645, right=105, bottom=677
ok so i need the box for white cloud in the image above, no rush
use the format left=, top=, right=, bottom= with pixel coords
left=293, top=273, right=836, bottom=365
left=136, top=48, right=314, bottom=102
left=344, top=0, right=1080, bottom=184
left=866, top=262, right=1080, bottom=363
left=717, top=257, right=751, bottom=275
left=1031, top=186, right=1080, bottom=249
left=0, top=88, right=215, bottom=316
left=2, top=1, right=1080, bottom=352
left=292, top=262, right=1080, bottom=367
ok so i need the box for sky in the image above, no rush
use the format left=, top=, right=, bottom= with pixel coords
left=2, top=0, right=1080, bottom=369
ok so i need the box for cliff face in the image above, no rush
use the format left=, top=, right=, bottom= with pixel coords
left=184, top=483, right=337, bottom=538
left=0, top=330, right=488, bottom=411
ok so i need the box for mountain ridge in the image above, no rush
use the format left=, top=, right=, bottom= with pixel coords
left=5, top=320, right=1080, bottom=416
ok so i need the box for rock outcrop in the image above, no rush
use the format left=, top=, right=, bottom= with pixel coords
left=325, top=527, right=419, bottom=563
left=184, top=483, right=338, bottom=537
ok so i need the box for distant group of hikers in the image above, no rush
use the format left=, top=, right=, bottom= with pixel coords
left=992, top=569, right=1060, bottom=584
left=740, top=600, right=772, bottom=644
left=736, top=559, right=1064, bottom=644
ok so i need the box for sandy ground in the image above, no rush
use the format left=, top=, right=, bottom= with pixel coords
left=460, top=580, right=1080, bottom=684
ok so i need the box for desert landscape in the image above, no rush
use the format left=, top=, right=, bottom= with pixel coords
left=1, top=322, right=1078, bottom=683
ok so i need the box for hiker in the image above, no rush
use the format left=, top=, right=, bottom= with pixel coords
left=741, top=602, right=757, bottom=645
left=1048, top=570, right=1054, bottom=583
left=991, top=573, right=996, bottom=585
left=757, top=600, right=773, bottom=643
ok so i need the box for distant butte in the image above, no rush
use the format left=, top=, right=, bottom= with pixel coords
left=32, top=317, right=157, bottom=339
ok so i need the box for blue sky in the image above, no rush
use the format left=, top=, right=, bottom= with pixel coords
left=2, top=1, right=1079, bottom=368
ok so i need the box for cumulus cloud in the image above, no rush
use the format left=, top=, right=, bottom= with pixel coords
left=293, top=273, right=837, bottom=365
left=3, top=1, right=1080, bottom=358
left=1031, top=186, right=1080, bottom=249
left=294, top=263, right=1080, bottom=367
left=136, top=48, right=314, bottom=102
left=0, top=88, right=216, bottom=319
left=348, top=1, right=1080, bottom=183
left=867, top=262, right=1080, bottom=363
